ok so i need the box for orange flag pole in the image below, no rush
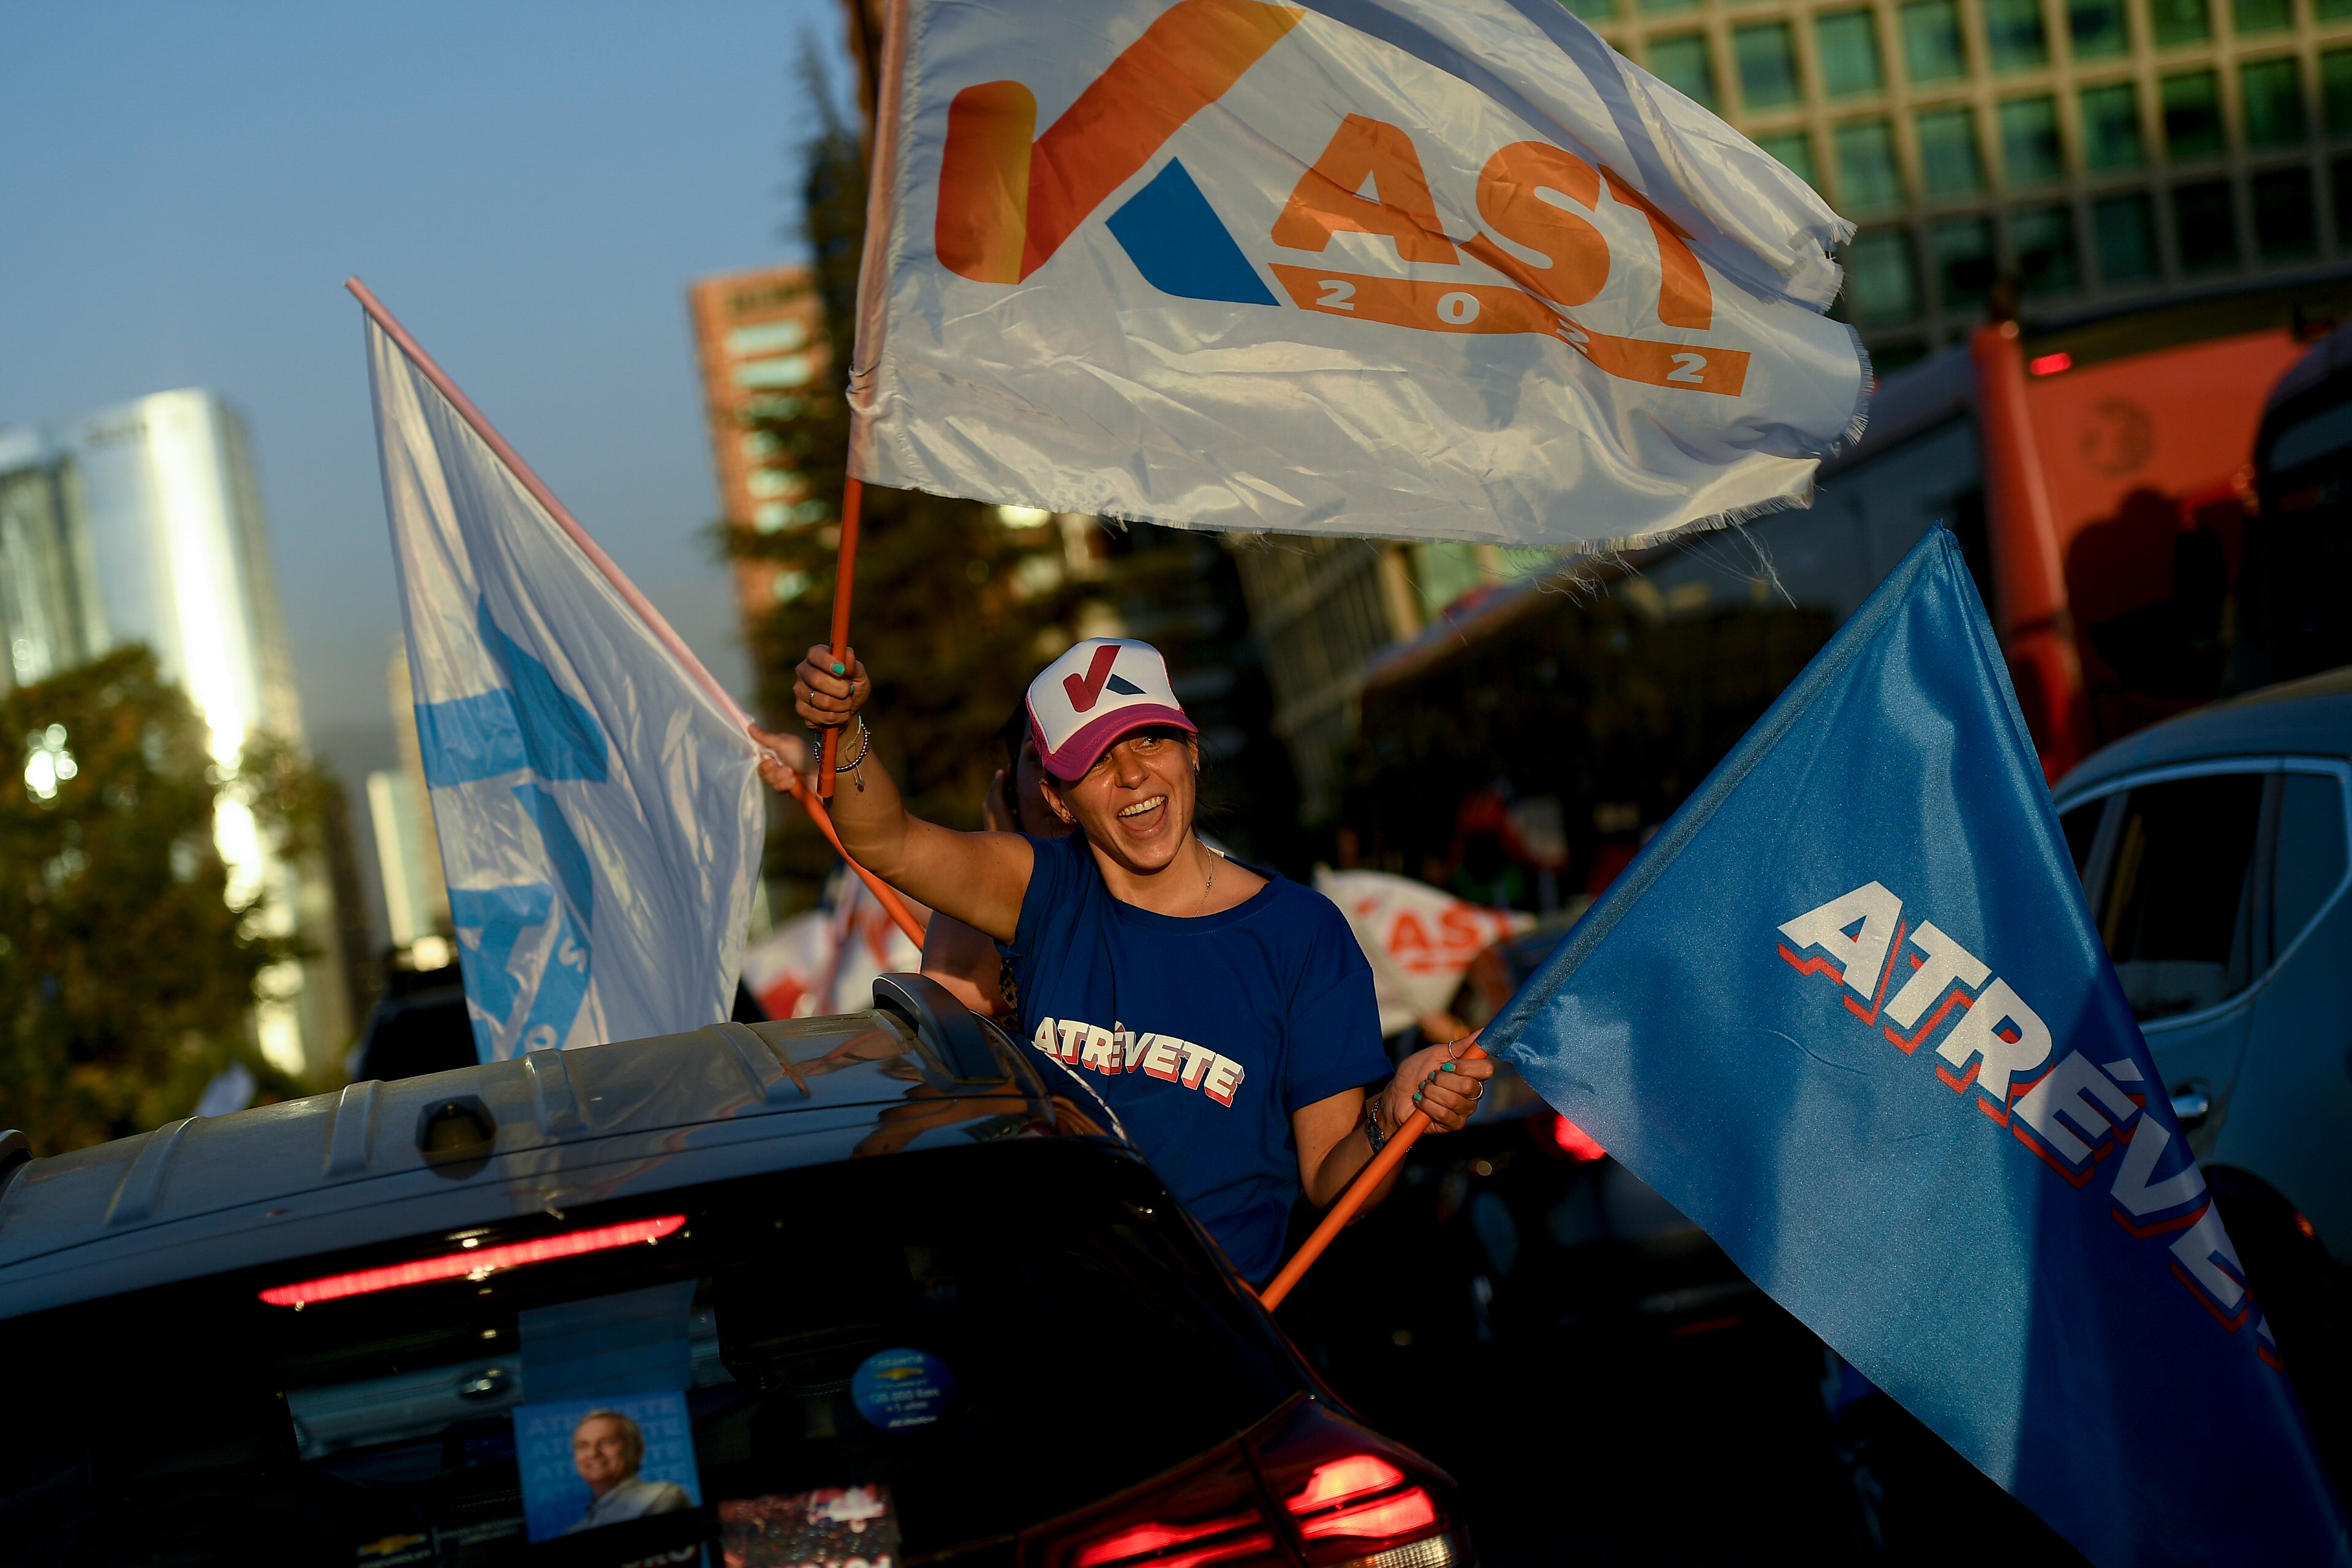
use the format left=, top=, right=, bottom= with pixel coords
left=1257, top=1043, right=1488, bottom=1311
left=773, top=760, right=926, bottom=949
left=793, top=476, right=923, bottom=944
left=817, top=477, right=867, bottom=797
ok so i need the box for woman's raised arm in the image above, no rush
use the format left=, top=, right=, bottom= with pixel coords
left=750, top=644, right=1034, bottom=942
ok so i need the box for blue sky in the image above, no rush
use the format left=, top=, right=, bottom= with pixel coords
left=0, top=0, right=848, bottom=783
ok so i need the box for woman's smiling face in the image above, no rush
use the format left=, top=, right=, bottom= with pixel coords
left=1045, top=728, right=1199, bottom=875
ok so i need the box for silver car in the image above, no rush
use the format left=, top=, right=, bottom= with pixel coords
left=2054, top=665, right=2351, bottom=1476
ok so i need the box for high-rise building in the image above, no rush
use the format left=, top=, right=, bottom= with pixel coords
left=0, top=427, right=107, bottom=691
left=0, top=390, right=349, bottom=1077
left=368, top=646, right=451, bottom=964
left=1245, top=0, right=2352, bottom=807
left=1580, top=0, right=2352, bottom=364
left=1229, top=540, right=1563, bottom=825
left=1229, top=541, right=1422, bottom=827
left=687, top=266, right=831, bottom=615
left=55, top=393, right=303, bottom=753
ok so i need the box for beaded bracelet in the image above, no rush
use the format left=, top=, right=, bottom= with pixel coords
left=832, top=718, right=872, bottom=773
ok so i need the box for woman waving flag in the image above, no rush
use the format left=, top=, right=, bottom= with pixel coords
left=753, top=636, right=1491, bottom=1284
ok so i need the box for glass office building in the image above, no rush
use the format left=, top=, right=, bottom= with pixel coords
left=0, top=427, right=107, bottom=692
left=1245, top=0, right=2352, bottom=813
left=0, top=391, right=349, bottom=1077
left=53, top=392, right=304, bottom=760
left=369, top=646, right=450, bottom=962
left=1577, top=0, right=2352, bottom=361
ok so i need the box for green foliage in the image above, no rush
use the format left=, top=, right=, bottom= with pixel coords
left=0, top=647, right=309, bottom=1155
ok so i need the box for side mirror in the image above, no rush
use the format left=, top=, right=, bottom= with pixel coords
left=873, top=973, right=1004, bottom=1082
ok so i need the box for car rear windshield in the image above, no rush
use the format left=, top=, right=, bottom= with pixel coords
left=0, top=1139, right=1301, bottom=1567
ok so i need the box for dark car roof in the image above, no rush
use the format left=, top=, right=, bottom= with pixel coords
left=2055, top=665, right=2352, bottom=802
left=0, top=1008, right=1072, bottom=1321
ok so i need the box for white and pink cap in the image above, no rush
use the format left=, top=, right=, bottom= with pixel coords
left=1026, top=638, right=1196, bottom=782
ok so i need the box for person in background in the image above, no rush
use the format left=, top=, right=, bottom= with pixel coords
left=750, top=637, right=1491, bottom=1287
left=921, top=704, right=1069, bottom=1017
left=755, top=706, right=1068, bottom=1017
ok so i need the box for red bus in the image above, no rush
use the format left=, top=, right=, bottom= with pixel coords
left=1350, top=273, right=2352, bottom=899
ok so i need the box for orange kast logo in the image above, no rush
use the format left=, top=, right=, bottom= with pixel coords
left=932, top=0, right=1749, bottom=396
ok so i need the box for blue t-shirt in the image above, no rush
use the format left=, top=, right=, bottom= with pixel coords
left=1008, top=832, right=1389, bottom=1282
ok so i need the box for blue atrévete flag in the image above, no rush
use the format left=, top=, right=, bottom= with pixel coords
left=1486, top=527, right=2347, bottom=1566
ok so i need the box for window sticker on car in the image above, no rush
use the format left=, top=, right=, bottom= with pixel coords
left=849, top=1348, right=956, bottom=1430
left=720, top=1485, right=900, bottom=1568
left=519, top=1280, right=698, bottom=1401
left=514, top=1391, right=702, bottom=1544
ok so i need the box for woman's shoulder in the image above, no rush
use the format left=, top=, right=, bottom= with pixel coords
left=1009, top=831, right=1097, bottom=955
left=1246, top=870, right=1368, bottom=956
left=1253, top=865, right=1341, bottom=918
left=1023, top=829, right=1095, bottom=891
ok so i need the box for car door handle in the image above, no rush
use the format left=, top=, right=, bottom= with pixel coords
left=2169, top=1084, right=2212, bottom=1128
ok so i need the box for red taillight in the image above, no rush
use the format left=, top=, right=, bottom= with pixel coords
left=2029, top=351, right=2073, bottom=375
left=1289, top=1455, right=1403, bottom=1511
left=257, top=1215, right=685, bottom=1306
left=1547, top=1112, right=1606, bottom=1161
left=1029, top=1451, right=1283, bottom=1568
left=1072, top=1515, right=1276, bottom=1568
left=1295, top=1488, right=1439, bottom=1542
left=1253, top=1402, right=1467, bottom=1568
left=1025, top=1403, right=1464, bottom=1568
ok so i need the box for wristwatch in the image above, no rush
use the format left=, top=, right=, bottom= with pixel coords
left=1364, top=1084, right=1391, bottom=1155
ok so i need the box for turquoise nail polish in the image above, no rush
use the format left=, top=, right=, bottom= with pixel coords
left=1412, top=1092, right=1423, bottom=1103
left=1441, top=1061, right=1457, bottom=1072
left=831, top=662, right=846, bottom=676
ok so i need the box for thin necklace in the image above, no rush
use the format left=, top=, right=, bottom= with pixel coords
left=1197, top=842, right=1217, bottom=911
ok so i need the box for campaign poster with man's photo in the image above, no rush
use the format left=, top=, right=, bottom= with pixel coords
left=513, top=1392, right=702, bottom=1543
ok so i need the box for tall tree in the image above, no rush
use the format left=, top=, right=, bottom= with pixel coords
left=0, top=647, right=312, bottom=1154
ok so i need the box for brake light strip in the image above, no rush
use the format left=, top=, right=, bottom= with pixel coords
left=1295, top=1488, right=1439, bottom=1542
left=257, top=1215, right=685, bottom=1306
left=1075, top=1514, right=1272, bottom=1568
left=1289, top=1455, right=1405, bottom=1511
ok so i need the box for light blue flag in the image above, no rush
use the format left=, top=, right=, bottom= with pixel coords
left=366, top=315, right=764, bottom=1060
left=1487, top=527, right=2346, bottom=1566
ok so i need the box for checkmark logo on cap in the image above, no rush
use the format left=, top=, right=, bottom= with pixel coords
left=1030, top=637, right=1198, bottom=781
left=1064, top=644, right=1121, bottom=712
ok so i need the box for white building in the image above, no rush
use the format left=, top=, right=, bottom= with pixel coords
left=0, top=390, right=349, bottom=1077
left=368, top=646, right=451, bottom=969
left=0, top=427, right=107, bottom=688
